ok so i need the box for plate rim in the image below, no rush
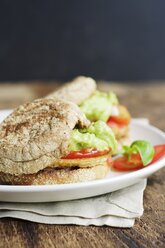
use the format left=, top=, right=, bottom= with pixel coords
left=0, top=120, right=164, bottom=193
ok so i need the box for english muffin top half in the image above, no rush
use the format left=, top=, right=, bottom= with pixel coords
left=0, top=98, right=90, bottom=175
left=46, top=76, right=96, bottom=104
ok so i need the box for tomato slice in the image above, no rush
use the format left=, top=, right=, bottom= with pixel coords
left=111, top=144, right=165, bottom=171
left=107, top=119, right=125, bottom=128
left=62, top=148, right=109, bottom=159
left=112, top=154, right=144, bottom=171
left=107, top=105, right=131, bottom=127
left=151, top=144, right=165, bottom=163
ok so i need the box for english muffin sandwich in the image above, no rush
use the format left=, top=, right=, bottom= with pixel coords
left=46, top=76, right=131, bottom=141
left=0, top=98, right=117, bottom=185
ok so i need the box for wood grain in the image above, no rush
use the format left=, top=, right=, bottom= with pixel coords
left=0, top=81, right=164, bottom=248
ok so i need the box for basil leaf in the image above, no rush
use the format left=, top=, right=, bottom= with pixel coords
left=122, top=145, right=136, bottom=155
left=130, top=140, right=155, bottom=166
left=122, top=145, right=138, bottom=160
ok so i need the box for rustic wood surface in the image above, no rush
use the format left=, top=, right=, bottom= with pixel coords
left=0, top=81, right=164, bottom=248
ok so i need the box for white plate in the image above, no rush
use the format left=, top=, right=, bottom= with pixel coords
left=0, top=110, right=164, bottom=202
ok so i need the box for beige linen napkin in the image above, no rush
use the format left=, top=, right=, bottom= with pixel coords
left=0, top=118, right=149, bottom=227
left=0, top=180, right=146, bottom=227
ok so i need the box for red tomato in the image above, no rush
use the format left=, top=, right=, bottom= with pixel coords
left=111, top=144, right=165, bottom=171
left=112, top=154, right=144, bottom=171
left=107, top=105, right=131, bottom=127
left=107, top=118, right=125, bottom=128
left=62, top=148, right=109, bottom=159
left=151, top=144, right=165, bottom=163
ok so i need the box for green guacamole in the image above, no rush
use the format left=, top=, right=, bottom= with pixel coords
left=69, top=120, right=117, bottom=153
left=80, top=91, right=118, bottom=122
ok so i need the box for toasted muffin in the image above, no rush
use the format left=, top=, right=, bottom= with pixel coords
left=46, top=76, right=96, bottom=105
left=0, top=165, right=109, bottom=185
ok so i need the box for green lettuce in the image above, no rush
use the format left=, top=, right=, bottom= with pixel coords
left=69, top=120, right=118, bottom=153
left=80, top=91, right=118, bottom=122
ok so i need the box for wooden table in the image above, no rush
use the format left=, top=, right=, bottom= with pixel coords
left=0, top=81, right=164, bottom=248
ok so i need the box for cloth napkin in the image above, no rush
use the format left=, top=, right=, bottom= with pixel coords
left=0, top=179, right=146, bottom=227
left=0, top=118, right=149, bottom=227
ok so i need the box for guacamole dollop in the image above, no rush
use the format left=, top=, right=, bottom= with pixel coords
left=69, top=120, right=117, bottom=153
left=80, top=91, right=118, bottom=122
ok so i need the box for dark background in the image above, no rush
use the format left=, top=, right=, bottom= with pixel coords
left=0, top=0, right=165, bottom=82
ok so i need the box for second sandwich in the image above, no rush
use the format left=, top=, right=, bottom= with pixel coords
left=46, top=76, right=131, bottom=142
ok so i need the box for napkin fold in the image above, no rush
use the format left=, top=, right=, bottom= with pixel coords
left=0, top=118, right=149, bottom=227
